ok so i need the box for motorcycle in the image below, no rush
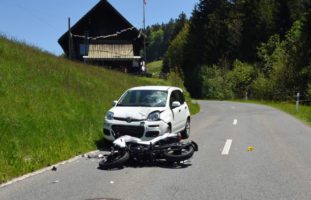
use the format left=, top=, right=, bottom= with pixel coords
left=99, top=132, right=198, bottom=169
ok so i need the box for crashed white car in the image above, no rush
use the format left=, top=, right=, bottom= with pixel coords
left=103, top=86, right=191, bottom=141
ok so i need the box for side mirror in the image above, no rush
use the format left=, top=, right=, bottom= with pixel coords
left=172, top=101, right=181, bottom=108
left=112, top=100, right=118, bottom=106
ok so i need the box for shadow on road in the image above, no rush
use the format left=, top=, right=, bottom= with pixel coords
left=97, top=159, right=192, bottom=171
left=95, top=138, right=113, bottom=151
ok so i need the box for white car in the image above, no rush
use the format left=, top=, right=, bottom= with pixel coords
left=103, top=86, right=191, bottom=141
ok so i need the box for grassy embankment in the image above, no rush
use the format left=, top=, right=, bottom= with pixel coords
left=238, top=100, right=311, bottom=126
left=0, top=37, right=199, bottom=183
left=147, top=60, right=163, bottom=74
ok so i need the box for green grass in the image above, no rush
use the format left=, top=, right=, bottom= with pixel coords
left=0, top=36, right=199, bottom=183
left=147, top=60, right=163, bottom=74
left=237, top=100, right=311, bottom=126
left=189, top=101, right=200, bottom=115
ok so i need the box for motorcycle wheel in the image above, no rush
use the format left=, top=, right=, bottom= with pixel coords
left=163, top=144, right=194, bottom=162
left=99, top=150, right=130, bottom=169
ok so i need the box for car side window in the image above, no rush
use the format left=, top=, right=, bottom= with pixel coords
left=177, top=91, right=185, bottom=105
left=169, top=90, right=180, bottom=108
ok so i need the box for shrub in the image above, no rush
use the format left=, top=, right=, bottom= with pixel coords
left=227, top=60, right=257, bottom=98
left=250, top=72, right=274, bottom=99
left=201, top=65, right=234, bottom=100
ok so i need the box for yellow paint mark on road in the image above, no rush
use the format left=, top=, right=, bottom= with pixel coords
left=247, top=146, right=254, bottom=152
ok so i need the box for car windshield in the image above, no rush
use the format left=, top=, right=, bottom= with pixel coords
left=117, top=90, right=168, bottom=107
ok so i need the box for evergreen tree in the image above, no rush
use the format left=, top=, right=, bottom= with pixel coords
left=161, top=0, right=311, bottom=99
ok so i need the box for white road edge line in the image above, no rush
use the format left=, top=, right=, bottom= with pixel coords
left=233, top=119, right=238, bottom=125
left=0, top=150, right=99, bottom=189
left=221, top=139, right=233, bottom=155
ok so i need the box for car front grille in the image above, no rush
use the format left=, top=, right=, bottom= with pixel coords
left=113, top=117, right=143, bottom=122
left=111, top=125, right=145, bottom=138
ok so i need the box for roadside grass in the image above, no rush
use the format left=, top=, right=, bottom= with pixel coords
left=188, top=101, right=200, bottom=115
left=147, top=60, right=163, bottom=74
left=0, top=36, right=199, bottom=183
left=237, top=100, right=311, bottom=126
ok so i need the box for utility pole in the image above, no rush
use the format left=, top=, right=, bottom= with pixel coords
left=296, top=92, right=300, bottom=112
left=143, top=0, right=147, bottom=67
left=68, top=17, right=72, bottom=60
left=84, top=31, right=89, bottom=56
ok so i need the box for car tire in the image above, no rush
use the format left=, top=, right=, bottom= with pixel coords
left=180, top=118, right=190, bottom=139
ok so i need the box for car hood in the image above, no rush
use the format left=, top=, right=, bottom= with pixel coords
left=110, top=107, right=165, bottom=120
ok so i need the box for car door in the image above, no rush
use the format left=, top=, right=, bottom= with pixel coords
left=176, top=90, right=188, bottom=129
left=169, top=90, right=183, bottom=132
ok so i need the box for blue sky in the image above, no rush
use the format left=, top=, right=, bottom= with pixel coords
left=0, top=0, right=198, bottom=55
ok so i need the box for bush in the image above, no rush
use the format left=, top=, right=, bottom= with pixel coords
left=227, top=60, right=257, bottom=98
left=250, top=72, right=274, bottom=99
left=201, top=65, right=234, bottom=100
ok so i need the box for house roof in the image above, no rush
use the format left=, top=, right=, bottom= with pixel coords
left=58, top=0, right=142, bottom=53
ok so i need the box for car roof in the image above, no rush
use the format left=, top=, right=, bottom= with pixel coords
left=129, top=86, right=182, bottom=92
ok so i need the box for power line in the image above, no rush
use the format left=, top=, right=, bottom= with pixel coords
left=71, top=27, right=139, bottom=40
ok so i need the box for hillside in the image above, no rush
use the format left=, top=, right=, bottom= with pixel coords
left=147, top=60, right=163, bottom=74
left=0, top=36, right=199, bottom=183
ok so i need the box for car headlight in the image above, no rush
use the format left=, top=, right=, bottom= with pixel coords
left=147, top=111, right=160, bottom=121
left=106, top=111, right=114, bottom=120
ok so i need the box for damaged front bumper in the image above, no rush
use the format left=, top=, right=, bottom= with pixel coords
left=103, top=118, right=170, bottom=141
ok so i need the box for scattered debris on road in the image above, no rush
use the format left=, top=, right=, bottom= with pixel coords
left=51, top=166, right=57, bottom=171
left=87, top=152, right=106, bottom=159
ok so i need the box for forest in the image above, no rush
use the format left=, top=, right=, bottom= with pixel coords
left=145, top=12, right=187, bottom=62
left=147, top=0, right=311, bottom=102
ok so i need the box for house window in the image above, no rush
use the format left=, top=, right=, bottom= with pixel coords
left=133, top=60, right=139, bottom=68
left=80, top=44, right=88, bottom=56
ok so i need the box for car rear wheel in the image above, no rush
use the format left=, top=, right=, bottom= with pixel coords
left=180, top=118, right=190, bottom=139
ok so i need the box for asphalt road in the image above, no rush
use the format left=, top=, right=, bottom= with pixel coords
left=1, top=101, right=311, bottom=200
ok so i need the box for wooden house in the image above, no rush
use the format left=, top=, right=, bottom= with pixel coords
left=58, top=0, right=143, bottom=72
